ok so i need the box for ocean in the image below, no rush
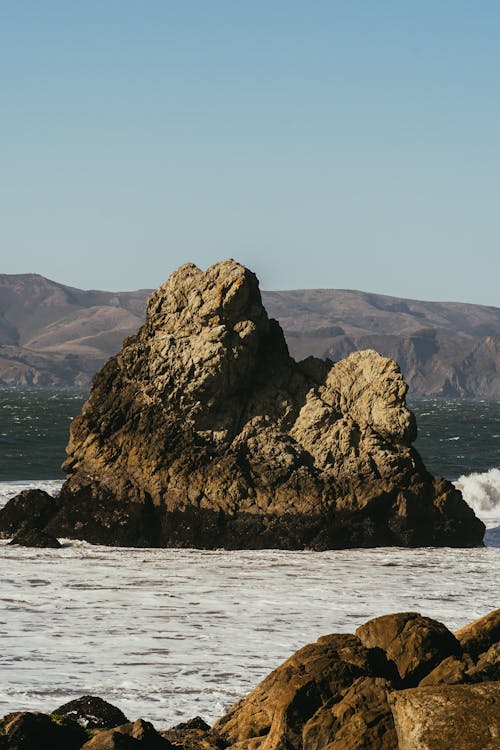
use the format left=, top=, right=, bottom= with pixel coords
left=0, top=388, right=499, bottom=726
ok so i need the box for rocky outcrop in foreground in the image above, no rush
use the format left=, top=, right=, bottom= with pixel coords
left=0, top=261, right=484, bottom=549
left=1, top=609, right=499, bottom=749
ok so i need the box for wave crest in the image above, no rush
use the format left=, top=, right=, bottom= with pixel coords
left=454, top=467, right=500, bottom=526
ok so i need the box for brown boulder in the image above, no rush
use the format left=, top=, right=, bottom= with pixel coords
left=389, top=682, right=500, bottom=749
left=418, top=655, right=472, bottom=687
left=160, top=718, right=218, bottom=750
left=455, top=609, right=500, bottom=659
left=81, top=719, right=172, bottom=749
left=419, top=610, right=500, bottom=687
left=467, top=643, right=500, bottom=683
left=214, top=633, right=391, bottom=750
left=420, top=645, right=500, bottom=687
left=0, top=490, right=58, bottom=538
left=355, top=612, right=462, bottom=686
left=303, top=677, right=397, bottom=750
left=214, top=611, right=499, bottom=750
left=9, top=527, right=61, bottom=549
left=53, top=695, right=128, bottom=730
left=0, top=711, right=86, bottom=750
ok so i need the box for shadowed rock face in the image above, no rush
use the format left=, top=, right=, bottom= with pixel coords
left=23, top=260, right=484, bottom=549
left=355, top=613, right=463, bottom=687
left=53, top=696, right=128, bottom=731
left=9, top=527, right=61, bottom=549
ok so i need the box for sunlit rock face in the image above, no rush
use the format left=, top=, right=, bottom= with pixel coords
left=215, top=609, right=500, bottom=750
left=47, top=260, right=483, bottom=548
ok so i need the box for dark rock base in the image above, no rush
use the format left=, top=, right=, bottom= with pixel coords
left=0, top=487, right=484, bottom=550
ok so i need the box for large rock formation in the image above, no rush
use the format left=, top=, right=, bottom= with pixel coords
left=0, top=261, right=485, bottom=548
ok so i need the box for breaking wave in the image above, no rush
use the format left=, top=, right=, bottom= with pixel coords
left=454, top=467, right=500, bottom=527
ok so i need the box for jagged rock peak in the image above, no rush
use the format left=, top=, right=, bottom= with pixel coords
left=115, top=260, right=287, bottom=418
left=145, top=260, right=269, bottom=335
left=6, top=259, right=483, bottom=549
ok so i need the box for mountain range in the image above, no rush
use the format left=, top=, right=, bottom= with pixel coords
left=0, top=272, right=498, bottom=397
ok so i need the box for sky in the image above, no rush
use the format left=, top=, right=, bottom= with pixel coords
left=1, top=1, right=499, bottom=305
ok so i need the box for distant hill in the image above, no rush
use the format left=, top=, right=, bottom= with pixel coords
left=0, top=273, right=498, bottom=396
left=264, top=289, right=500, bottom=397
left=0, top=274, right=149, bottom=388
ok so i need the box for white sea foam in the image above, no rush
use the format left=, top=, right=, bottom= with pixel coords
left=454, top=467, right=500, bottom=527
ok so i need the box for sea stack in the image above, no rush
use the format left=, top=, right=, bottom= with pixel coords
left=39, top=260, right=484, bottom=547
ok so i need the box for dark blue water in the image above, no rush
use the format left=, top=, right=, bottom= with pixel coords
left=411, top=399, right=500, bottom=480
left=0, top=388, right=86, bottom=480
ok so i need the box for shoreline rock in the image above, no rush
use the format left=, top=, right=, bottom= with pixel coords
left=0, top=260, right=485, bottom=549
left=1, top=609, right=498, bottom=749
left=8, top=527, right=62, bottom=549
left=389, top=683, right=500, bottom=749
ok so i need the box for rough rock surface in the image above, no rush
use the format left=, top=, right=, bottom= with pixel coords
left=214, top=632, right=393, bottom=750
left=0, top=261, right=484, bottom=549
left=0, top=490, right=58, bottom=538
left=80, top=719, right=172, bottom=749
left=355, top=612, right=462, bottom=686
left=301, top=676, right=397, bottom=750
left=161, top=718, right=219, bottom=750
left=455, top=609, right=500, bottom=659
left=0, top=711, right=87, bottom=750
left=389, top=683, right=500, bottom=749
left=8, top=527, right=61, bottom=549
left=214, top=609, right=500, bottom=750
left=418, top=655, right=472, bottom=687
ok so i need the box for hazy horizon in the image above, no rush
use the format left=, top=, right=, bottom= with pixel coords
left=2, top=2, right=500, bottom=307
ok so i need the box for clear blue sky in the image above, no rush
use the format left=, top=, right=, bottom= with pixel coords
left=1, top=1, right=499, bottom=305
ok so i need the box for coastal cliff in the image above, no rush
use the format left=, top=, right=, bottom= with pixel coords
left=1, top=259, right=482, bottom=549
